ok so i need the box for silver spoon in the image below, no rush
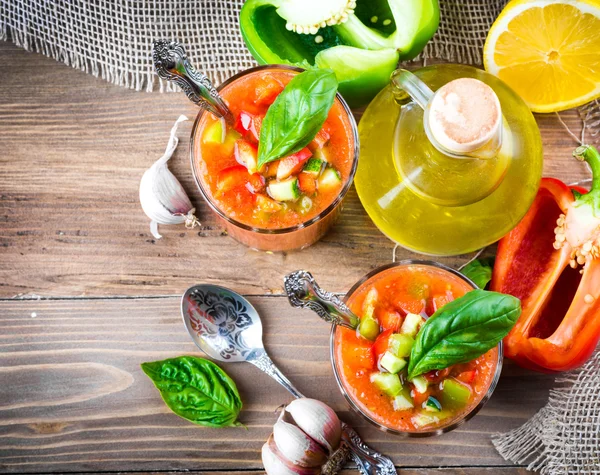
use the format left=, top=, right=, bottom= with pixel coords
left=152, top=40, right=235, bottom=125
left=181, top=284, right=397, bottom=475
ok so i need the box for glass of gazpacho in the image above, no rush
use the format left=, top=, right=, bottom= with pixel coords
left=332, top=261, right=503, bottom=436
left=190, top=65, right=358, bottom=252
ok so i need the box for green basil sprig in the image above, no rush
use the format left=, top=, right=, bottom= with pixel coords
left=257, top=69, right=338, bottom=168
left=141, top=356, right=242, bottom=427
left=461, top=257, right=495, bottom=289
left=408, top=290, right=521, bottom=380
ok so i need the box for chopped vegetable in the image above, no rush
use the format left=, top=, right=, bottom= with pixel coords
left=298, top=172, right=317, bottom=195
left=268, top=177, right=301, bottom=201
left=388, top=333, right=414, bottom=358
left=303, top=158, right=325, bottom=176
left=203, top=119, right=225, bottom=144
left=441, top=378, right=472, bottom=409
left=310, top=128, right=330, bottom=150
left=318, top=167, right=343, bottom=192
left=358, top=315, right=380, bottom=341
left=256, top=194, right=283, bottom=212
left=234, top=140, right=259, bottom=174
left=277, top=147, right=313, bottom=180
left=370, top=371, right=402, bottom=397
left=411, top=375, right=429, bottom=394
left=379, top=351, right=407, bottom=374
left=400, top=313, right=424, bottom=337
left=423, top=396, right=442, bottom=412
left=392, top=390, right=414, bottom=411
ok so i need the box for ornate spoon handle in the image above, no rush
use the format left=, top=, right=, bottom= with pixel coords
left=152, top=40, right=234, bottom=124
left=284, top=270, right=360, bottom=330
left=247, top=349, right=304, bottom=399
left=342, top=423, right=397, bottom=475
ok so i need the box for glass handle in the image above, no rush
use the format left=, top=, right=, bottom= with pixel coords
left=152, top=40, right=235, bottom=124
left=391, top=69, right=434, bottom=110
left=284, top=270, right=360, bottom=330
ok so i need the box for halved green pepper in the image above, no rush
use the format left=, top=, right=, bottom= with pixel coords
left=239, top=0, right=439, bottom=107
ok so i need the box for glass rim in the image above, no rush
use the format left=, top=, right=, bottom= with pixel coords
left=189, top=64, right=360, bottom=235
left=329, top=259, right=504, bottom=438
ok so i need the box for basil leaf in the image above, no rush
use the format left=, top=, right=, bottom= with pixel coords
left=257, top=69, right=338, bottom=168
left=461, top=257, right=495, bottom=289
left=408, top=290, right=521, bottom=380
left=141, top=356, right=242, bottom=427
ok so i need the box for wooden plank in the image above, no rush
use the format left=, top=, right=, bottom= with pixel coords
left=73, top=469, right=530, bottom=475
left=0, top=41, right=591, bottom=298
left=0, top=297, right=551, bottom=473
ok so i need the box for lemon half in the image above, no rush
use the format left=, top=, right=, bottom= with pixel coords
left=484, top=0, right=600, bottom=112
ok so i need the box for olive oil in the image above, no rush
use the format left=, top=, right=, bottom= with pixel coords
left=356, top=65, right=543, bottom=256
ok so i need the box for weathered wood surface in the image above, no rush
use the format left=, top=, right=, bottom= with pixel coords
left=0, top=41, right=590, bottom=299
left=0, top=298, right=551, bottom=473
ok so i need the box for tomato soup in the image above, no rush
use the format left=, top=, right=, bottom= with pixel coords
left=193, top=68, right=356, bottom=231
left=333, top=264, right=500, bottom=433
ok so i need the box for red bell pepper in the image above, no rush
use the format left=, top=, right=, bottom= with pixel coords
left=491, top=145, right=600, bottom=372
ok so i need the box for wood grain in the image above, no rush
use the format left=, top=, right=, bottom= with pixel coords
left=0, top=297, right=552, bottom=473
left=0, top=41, right=590, bottom=298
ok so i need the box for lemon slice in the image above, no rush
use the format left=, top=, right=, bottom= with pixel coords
left=484, top=0, right=600, bottom=112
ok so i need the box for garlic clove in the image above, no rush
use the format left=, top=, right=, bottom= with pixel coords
left=273, top=409, right=328, bottom=468
left=139, top=115, right=199, bottom=239
left=262, top=435, right=321, bottom=475
left=285, top=399, right=342, bottom=454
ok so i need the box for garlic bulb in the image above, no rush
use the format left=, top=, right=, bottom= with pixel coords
left=139, top=115, right=199, bottom=239
left=262, top=398, right=342, bottom=475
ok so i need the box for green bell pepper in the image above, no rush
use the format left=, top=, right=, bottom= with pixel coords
left=239, top=0, right=439, bottom=107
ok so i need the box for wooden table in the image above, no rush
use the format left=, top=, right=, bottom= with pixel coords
left=0, top=41, right=590, bottom=474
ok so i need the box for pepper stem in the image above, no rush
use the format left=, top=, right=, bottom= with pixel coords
left=574, top=145, right=600, bottom=192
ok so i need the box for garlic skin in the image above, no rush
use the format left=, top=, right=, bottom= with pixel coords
left=285, top=399, right=342, bottom=454
left=139, top=115, right=199, bottom=239
left=273, top=410, right=328, bottom=468
left=262, top=435, right=321, bottom=475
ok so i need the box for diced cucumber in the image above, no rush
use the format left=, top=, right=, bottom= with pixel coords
left=411, top=375, right=429, bottom=394
left=358, top=316, right=380, bottom=341
left=303, top=158, right=325, bottom=176
left=267, top=177, right=300, bottom=202
left=380, top=351, right=407, bottom=374
left=388, top=334, right=415, bottom=358
left=370, top=372, right=402, bottom=397
left=441, top=378, right=472, bottom=409
left=203, top=120, right=224, bottom=144
left=423, top=396, right=442, bottom=413
left=412, top=411, right=451, bottom=428
left=362, top=287, right=379, bottom=320
left=401, top=313, right=425, bottom=337
left=313, top=146, right=330, bottom=162
left=393, top=392, right=414, bottom=411
left=318, top=167, right=342, bottom=191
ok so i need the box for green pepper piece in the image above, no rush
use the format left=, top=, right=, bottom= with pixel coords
left=441, top=378, right=472, bottom=409
left=239, top=0, right=439, bottom=107
left=359, top=316, right=380, bottom=341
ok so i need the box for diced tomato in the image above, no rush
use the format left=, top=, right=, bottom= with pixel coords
left=346, top=342, right=375, bottom=371
left=372, top=329, right=393, bottom=360
left=378, top=309, right=403, bottom=332
left=411, top=388, right=431, bottom=406
left=234, top=140, right=258, bottom=173
left=277, top=148, right=312, bottom=180
left=430, top=293, right=453, bottom=314
left=423, top=367, right=451, bottom=383
left=309, top=128, right=330, bottom=150
left=254, top=76, right=285, bottom=105
left=456, top=370, right=477, bottom=384
left=397, top=299, right=425, bottom=316
left=246, top=173, right=265, bottom=193
left=256, top=194, right=282, bottom=213
left=298, top=172, right=317, bottom=195
left=217, top=166, right=251, bottom=194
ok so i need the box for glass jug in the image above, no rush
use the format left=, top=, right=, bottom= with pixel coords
left=356, top=64, right=543, bottom=256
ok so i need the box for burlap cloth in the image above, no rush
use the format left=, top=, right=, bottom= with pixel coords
left=2, top=0, right=599, bottom=472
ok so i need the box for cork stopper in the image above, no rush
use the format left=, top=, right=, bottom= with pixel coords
left=427, top=78, right=501, bottom=155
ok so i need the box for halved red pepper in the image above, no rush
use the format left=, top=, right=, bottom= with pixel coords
left=491, top=146, right=600, bottom=372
